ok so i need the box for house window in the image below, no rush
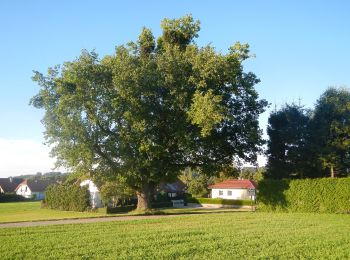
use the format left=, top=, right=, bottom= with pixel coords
left=227, top=190, right=232, bottom=196
left=219, top=190, right=223, bottom=196
left=168, top=192, right=177, bottom=198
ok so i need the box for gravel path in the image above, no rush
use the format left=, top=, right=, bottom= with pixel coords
left=0, top=214, right=188, bottom=228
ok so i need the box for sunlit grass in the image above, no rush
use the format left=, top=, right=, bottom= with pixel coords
left=0, top=202, right=106, bottom=223
left=0, top=212, right=349, bottom=259
left=0, top=201, right=244, bottom=223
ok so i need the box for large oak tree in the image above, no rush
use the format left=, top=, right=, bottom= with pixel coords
left=31, top=15, right=267, bottom=210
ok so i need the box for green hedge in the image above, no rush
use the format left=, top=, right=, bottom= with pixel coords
left=151, top=201, right=173, bottom=208
left=43, top=184, right=90, bottom=212
left=0, top=193, right=31, bottom=203
left=257, top=178, right=350, bottom=213
left=187, top=197, right=253, bottom=206
left=106, top=205, right=136, bottom=214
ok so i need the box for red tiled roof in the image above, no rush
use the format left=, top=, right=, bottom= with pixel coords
left=208, top=179, right=257, bottom=189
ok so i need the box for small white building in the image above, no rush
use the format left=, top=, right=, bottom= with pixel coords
left=80, top=179, right=103, bottom=208
left=209, top=179, right=257, bottom=200
left=15, top=179, right=54, bottom=200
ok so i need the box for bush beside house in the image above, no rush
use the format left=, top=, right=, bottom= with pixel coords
left=43, top=184, right=90, bottom=212
left=258, top=178, right=350, bottom=213
left=0, top=193, right=32, bottom=203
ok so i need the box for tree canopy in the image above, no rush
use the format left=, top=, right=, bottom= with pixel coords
left=266, top=104, right=311, bottom=179
left=309, top=87, right=350, bottom=177
left=31, top=15, right=267, bottom=209
left=266, top=87, right=350, bottom=179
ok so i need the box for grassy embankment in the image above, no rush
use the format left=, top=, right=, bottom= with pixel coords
left=0, top=212, right=349, bottom=259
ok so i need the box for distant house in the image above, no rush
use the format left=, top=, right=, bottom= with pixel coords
left=158, top=179, right=187, bottom=198
left=0, top=178, right=23, bottom=193
left=208, top=179, right=257, bottom=200
left=80, top=179, right=103, bottom=208
left=15, top=179, right=55, bottom=200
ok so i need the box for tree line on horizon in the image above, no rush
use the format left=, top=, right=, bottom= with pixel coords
left=266, top=87, right=350, bottom=179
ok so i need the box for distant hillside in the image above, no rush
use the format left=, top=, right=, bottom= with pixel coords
left=13, top=172, right=68, bottom=182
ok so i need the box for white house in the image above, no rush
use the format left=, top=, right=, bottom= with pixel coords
left=15, top=179, right=54, bottom=200
left=208, top=179, right=257, bottom=200
left=80, top=179, right=103, bottom=208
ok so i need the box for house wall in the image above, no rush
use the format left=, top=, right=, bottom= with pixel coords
left=16, top=184, right=32, bottom=198
left=32, top=192, right=45, bottom=200
left=211, top=188, right=255, bottom=200
left=80, top=180, right=103, bottom=208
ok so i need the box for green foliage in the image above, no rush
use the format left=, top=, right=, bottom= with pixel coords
left=266, top=87, right=350, bottom=179
left=258, top=178, right=350, bottom=213
left=2, top=213, right=350, bottom=259
left=99, top=181, right=135, bottom=207
left=239, top=167, right=266, bottom=182
left=187, top=197, right=252, bottom=206
left=179, top=168, right=209, bottom=197
left=308, top=87, right=350, bottom=177
left=187, top=90, right=225, bottom=136
left=151, top=201, right=173, bottom=208
left=138, top=27, right=155, bottom=57
left=43, top=184, right=90, bottom=212
left=266, top=104, right=311, bottom=179
left=106, top=205, right=136, bottom=214
left=161, top=15, right=200, bottom=46
left=63, top=171, right=86, bottom=185
left=209, top=165, right=240, bottom=184
left=31, top=15, right=267, bottom=209
left=0, top=193, right=31, bottom=203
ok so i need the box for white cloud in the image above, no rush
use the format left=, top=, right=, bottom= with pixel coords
left=0, top=138, right=57, bottom=177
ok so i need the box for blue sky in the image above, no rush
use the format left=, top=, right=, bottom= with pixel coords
left=0, top=1, right=349, bottom=176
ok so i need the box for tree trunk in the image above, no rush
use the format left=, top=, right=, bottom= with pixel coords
left=136, top=183, right=152, bottom=210
left=330, top=166, right=335, bottom=178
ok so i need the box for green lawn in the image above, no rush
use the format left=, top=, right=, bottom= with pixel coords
left=0, top=212, right=349, bottom=259
left=0, top=201, right=244, bottom=223
left=0, top=202, right=106, bottom=223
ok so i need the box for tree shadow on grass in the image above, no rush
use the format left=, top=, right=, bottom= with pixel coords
left=257, top=179, right=290, bottom=211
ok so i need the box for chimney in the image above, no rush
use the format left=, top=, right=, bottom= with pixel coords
left=9, top=177, right=13, bottom=183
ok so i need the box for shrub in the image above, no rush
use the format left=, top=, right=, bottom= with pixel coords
left=187, top=197, right=253, bottom=206
left=0, top=193, right=31, bottom=203
left=43, top=184, right=90, bottom=212
left=151, top=201, right=173, bottom=208
left=257, top=178, right=350, bottom=213
left=106, top=205, right=136, bottom=214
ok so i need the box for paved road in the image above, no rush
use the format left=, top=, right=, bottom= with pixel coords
left=0, top=214, right=190, bottom=228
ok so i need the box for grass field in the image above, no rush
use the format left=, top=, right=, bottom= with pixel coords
left=0, top=201, right=244, bottom=223
left=0, top=212, right=349, bottom=259
left=0, top=202, right=106, bottom=223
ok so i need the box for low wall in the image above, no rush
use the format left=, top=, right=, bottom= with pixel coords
left=187, top=203, right=253, bottom=209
